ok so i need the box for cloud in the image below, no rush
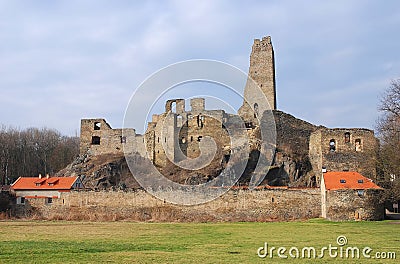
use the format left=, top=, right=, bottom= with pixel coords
left=1, top=1, right=400, bottom=135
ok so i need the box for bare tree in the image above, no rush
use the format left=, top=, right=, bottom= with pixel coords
left=0, top=127, right=79, bottom=185
left=377, top=79, right=400, bottom=204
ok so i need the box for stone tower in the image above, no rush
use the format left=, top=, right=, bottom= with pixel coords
left=239, top=36, right=277, bottom=122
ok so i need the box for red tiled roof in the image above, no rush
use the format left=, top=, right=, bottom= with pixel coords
left=323, top=171, right=381, bottom=191
left=11, top=176, right=78, bottom=190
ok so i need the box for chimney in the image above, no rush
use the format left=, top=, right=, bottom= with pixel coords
left=46, top=174, right=50, bottom=179
left=39, top=174, right=42, bottom=179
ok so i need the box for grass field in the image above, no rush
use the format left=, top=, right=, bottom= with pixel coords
left=0, top=219, right=398, bottom=263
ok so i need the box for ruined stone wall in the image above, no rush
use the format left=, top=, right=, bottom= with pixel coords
left=324, top=189, right=384, bottom=221
left=146, top=98, right=231, bottom=168
left=18, top=188, right=321, bottom=221
left=309, top=128, right=378, bottom=179
left=80, top=119, right=144, bottom=157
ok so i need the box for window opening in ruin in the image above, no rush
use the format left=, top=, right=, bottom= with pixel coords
left=171, top=102, right=176, bottom=113
left=157, top=150, right=160, bottom=154
left=254, top=103, right=259, bottom=118
left=245, top=122, right=253, bottom=129
left=190, top=136, right=193, bottom=142
left=165, top=137, right=166, bottom=143
left=120, top=136, right=127, bottom=144
left=181, top=137, right=186, bottom=144
left=197, top=136, right=203, bottom=142
left=224, top=154, right=230, bottom=163
left=91, top=136, right=100, bottom=145
left=197, top=115, right=204, bottom=128
left=177, top=115, right=183, bottom=126
left=355, top=139, right=362, bottom=152
left=340, top=179, right=346, bottom=183
left=344, top=132, right=350, bottom=143
left=94, top=122, right=101, bottom=130
left=358, top=179, right=364, bottom=183
left=329, top=139, right=336, bottom=152
left=157, top=137, right=160, bottom=143
left=271, top=197, right=275, bottom=203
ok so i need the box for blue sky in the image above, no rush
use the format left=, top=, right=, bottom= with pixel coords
left=1, top=0, right=399, bottom=135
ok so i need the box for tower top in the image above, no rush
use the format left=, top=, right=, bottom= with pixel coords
left=252, top=36, right=273, bottom=52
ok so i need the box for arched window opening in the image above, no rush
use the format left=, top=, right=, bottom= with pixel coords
left=329, top=139, right=336, bottom=152
left=355, top=139, right=362, bottom=152
left=254, top=103, right=259, bottom=118
left=344, top=132, right=350, bottom=143
left=171, top=102, right=176, bottom=113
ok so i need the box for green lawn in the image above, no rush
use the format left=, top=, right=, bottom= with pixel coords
left=0, top=219, right=398, bottom=263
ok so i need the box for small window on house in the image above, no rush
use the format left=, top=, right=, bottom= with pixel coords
left=340, top=179, right=346, bottom=183
left=197, top=136, right=203, bottom=142
left=329, top=139, right=336, bottom=152
left=344, top=132, right=350, bottom=143
left=355, top=139, right=362, bottom=152
left=358, top=179, right=364, bottom=183
left=357, top=190, right=364, bottom=196
left=120, top=136, right=127, bottom=144
left=17, top=197, right=25, bottom=204
left=47, top=197, right=53, bottom=204
left=91, top=136, right=101, bottom=145
left=94, top=122, right=101, bottom=130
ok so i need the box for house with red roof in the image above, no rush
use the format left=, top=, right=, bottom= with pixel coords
left=11, top=174, right=83, bottom=205
left=321, top=171, right=384, bottom=221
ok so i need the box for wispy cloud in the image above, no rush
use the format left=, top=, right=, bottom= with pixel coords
left=0, top=1, right=400, bottom=135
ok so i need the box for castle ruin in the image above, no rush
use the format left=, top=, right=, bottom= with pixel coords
left=79, top=35, right=378, bottom=188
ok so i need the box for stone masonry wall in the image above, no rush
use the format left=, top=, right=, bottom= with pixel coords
left=325, top=189, right=384, bottom=221
left=80, top=119, right=144, bottom=156
left=19, top=188, right=321, bottom=222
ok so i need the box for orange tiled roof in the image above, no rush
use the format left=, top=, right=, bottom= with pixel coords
left=11, top=176, right=78, bottom=190
left=323, top=171, right=381, bottom=191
